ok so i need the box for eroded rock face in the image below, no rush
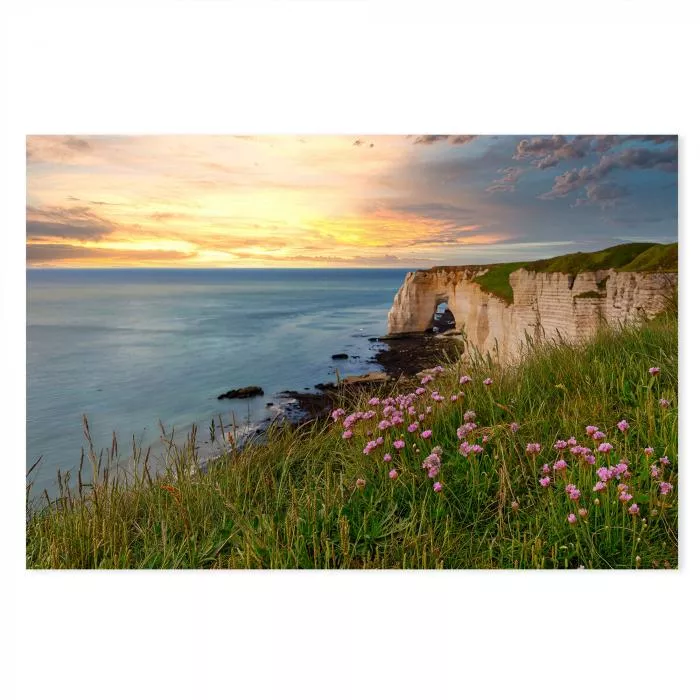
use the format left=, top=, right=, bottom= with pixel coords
left=387, top=267, right=677, bottom=363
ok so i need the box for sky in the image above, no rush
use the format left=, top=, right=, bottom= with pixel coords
left=26, top=135, right=678, bottom=268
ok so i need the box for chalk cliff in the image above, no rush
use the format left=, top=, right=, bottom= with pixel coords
left=387, top=266, right=677, bottom=363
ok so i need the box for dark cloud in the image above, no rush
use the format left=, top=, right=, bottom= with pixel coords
left=413, top=135, right=478, bottom=146
left=574, top=183, right=630, bottom=209
left=540, top=145, right=678, bottom=199
left=414, top=135, right=450, bottom=145
left=486, top=166, right=524, bottom=193
left=515, top=135, right=678, bottom=169
left=26, top=244, right=196, bottom=264
left=450, top=135, right=478, bottom=145
left=26, top=205, right=116, bottom=241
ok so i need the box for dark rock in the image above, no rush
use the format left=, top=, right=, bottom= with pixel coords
left=373, top=334, right=463, bottom=378
left=331, top=353, right=349, bottom=360
left=266, top=402, right=274, bottom=407
left=368, top=337, right=380, bottom=342
left=315, top=381, right=336, bottom=391
left=217, top=385, right=264, bottom=400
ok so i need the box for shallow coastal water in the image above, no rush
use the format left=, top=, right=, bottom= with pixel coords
left=27, top=268, right=410, bottom=496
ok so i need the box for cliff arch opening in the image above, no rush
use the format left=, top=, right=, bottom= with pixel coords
left=431, top=301, right=456, bottom=333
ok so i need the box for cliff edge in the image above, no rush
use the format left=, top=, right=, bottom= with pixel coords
left=387, top=243, right=677, bottom=362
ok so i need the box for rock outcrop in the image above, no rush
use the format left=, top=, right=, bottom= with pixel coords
left=387, top=266, right=677, bottom=363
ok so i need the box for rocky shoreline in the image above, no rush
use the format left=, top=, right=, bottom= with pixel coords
left=268, top=331, right=463, bottom=426
left=199, top=330, right=464, bottom=466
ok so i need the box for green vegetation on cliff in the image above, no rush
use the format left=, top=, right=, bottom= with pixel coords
left=26, top=310, right=678, bottom=569
left=473, top=242, right=677, bottom=303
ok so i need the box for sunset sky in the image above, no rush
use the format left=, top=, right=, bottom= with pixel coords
left=26, top=135, right=678, bottom=268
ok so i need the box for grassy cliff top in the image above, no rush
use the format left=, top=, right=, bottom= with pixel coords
left=471, top=242, right=677, bottom=304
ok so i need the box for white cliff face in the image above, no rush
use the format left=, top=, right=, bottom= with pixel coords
left=387, top=266, right=677, bottom=363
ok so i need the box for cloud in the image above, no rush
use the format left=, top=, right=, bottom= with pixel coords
left=450, top=135, right=478, bottom=145
left=26, top=205, right=116, bottom=240
left=515, top=135, right=678, bottom=169
left=574, top=182, right=630, bottom=209
left=26, top=243, right=196, bottom=264
left=486, top=166, right=524, bottom=193
left=413, top=135, right=478, bottom=146
left=27, top=135, right=93, bottom=163
left=540, top=145, right=678, bottom=200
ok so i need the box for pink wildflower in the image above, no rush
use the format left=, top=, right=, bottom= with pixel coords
left=483, top=377, right=493, bottom=386
left=578, top=508, right=588, bottom=518
left=378, top=420, right=391, bottom=431
left=598, top=442, right=614, bottom=454
left=541, top=464, right=551, bottom=474
left=388, top=469, right=398, bottom=480
left=342, top=430, right=353, bottom=439
left=526, top=443, right=542, bottom=455
left=619, top=491, right=633, bottom=503
left=585, top=455, right=596, bottom=465
left=376, top=436, right=384, bottom=445
left=644, top=446, right=654, bottom=456
left=592, top=431, right=606, bottom=441
left=567, top=513, right=577, bottom=524
left=650, top=465, right=660, bottom=478
left=660, top=455, right=670, bottom=466
left=433, top=482, right=443, bottom=493
left=586, top=425, right=599, bottom=436
left=393, top=439, right=405, bottom=449
left=420, top=375, right=433, bottom=385
left=451, top=395, right=458, bottom=402
left=554, top=440, right=568, bottom=451
left=649, top=367, right=660, bottom=376
left=628, top=503, right=640, bottom=515
left=463, top=410, right=476, bottom=421
left=597, top=466, right=613, bottom=482
left=553, top=459, right=568, bottom=471
left=539, top=476, right=551, bottom=488
left=511, top=501, right=519, bottom=511
left=420, top=429, right=433, bottom=439
left=459, top=375, right=472, bottom=385
left=368, top=397, right=380, bottom=406
left=433, top=365, right=445, bottom=374
left=567, top=437, right=578, bottom=446
left=617, top=419, right=630, bottom=432
left=593, top=481, right=607, bottom=492
left=407, top=423, right=418, bottom=433
left=331, top=408, right=346, bottom=422
left=510, top=422, right=520, bottom=433
left=356, top=478, right=366, bottom=488
left=425, top=407, right=433, bottom=414
left=414, top=387, right=426, bottom=396
left=565, top=483, right=581, bottom=501
left=383, top=453, right=392, bottom=463
left=659, top=482, right=673, bottom=495
left=659, top=398, right=670, bottom=409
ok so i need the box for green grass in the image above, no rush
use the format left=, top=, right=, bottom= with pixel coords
left=472, top=262, right=524, bottom=304
left=26, top=311, right=678, bottom=569
left=472, top=242, right=677, bottom=303
left=619, top=243, right=678, bottom=272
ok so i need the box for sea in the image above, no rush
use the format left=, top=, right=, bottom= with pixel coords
left=26, top=268, right=410, bottom=498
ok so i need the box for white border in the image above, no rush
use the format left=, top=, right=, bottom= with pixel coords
left=2, top=2, right=698, bottom=699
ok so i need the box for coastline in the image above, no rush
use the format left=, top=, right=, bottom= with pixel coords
left=193, top=331, right=465, bottom=468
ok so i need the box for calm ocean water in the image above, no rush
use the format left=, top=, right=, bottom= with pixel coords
left=27, top=268, right=410, bottom=496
